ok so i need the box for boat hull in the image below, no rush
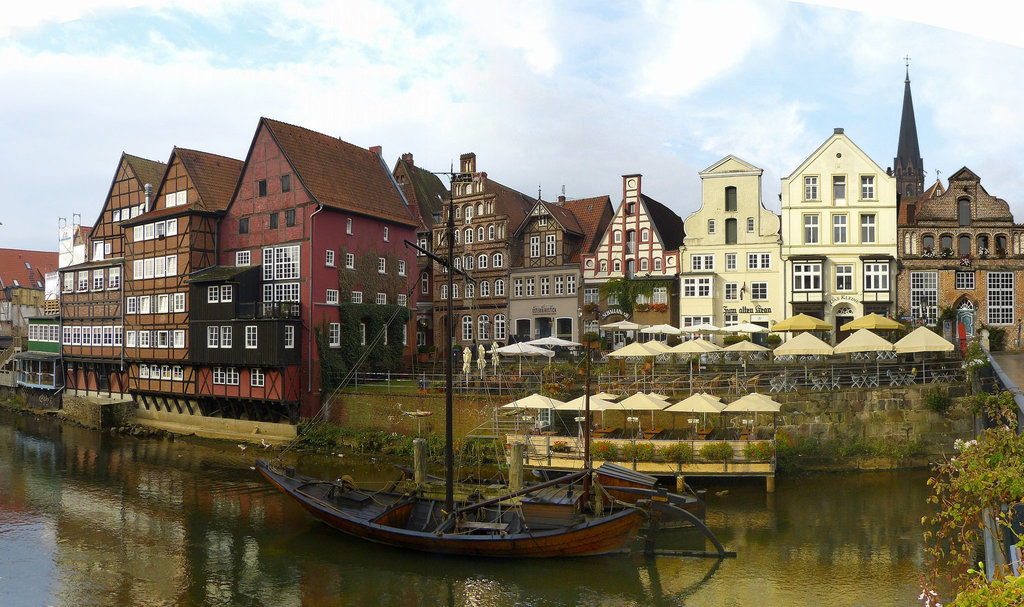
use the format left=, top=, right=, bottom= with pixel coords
left=257, top=460, right=644, bottom=558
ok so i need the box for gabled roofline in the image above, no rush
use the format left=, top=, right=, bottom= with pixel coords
left=699, top=154, right=764, bottom=177
left=783, top=129, right=888, bottom=181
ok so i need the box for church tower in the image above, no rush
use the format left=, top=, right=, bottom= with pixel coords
left=893, top=63, right=924, bottom=201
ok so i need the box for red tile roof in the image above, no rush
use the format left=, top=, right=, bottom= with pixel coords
left=563, top=196, right=614, bottom=257
left=124, top=153, right=167, bottom=194
left=175, top=148, right=244, bottom=212
left=0, top=249, right=58, bottom=290
left=260, top=118, right=417, bottom=227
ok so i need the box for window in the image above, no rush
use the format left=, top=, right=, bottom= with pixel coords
left=346, top=253, right=354, bottom=269
left=462, top=315, right=473, bottom=341
left=464, top=228, right=473, bottom=244
left=63, top=273, right=73, bottom=292
left=285, top=326, right=295, bottom=348
left=478, top=316, right=490, bottom=340
left=258, top=179, right=267, bottom=197
left=494, top=314, right=506, bottom=340
left=376, top=293, right=387, bottom=305
left=452, top=283, right=459, bottom=299
left=285, top=209, right=295, bottom=227
left=126, top=297, right=137, bottom=314
left=245, top=325, right=257, bottom=349
left=156, top=294, right=169, bottom=313
left=478, top=254, right=487, bottom=269
left=378, top=257, right=386, bottom=273
left=421, top=272, right=429, bottom=295
left=530, top=236, right=540, bottom=258
left=139, top=296, right=150, bottom=314
left=613, top=260, right=621, bottom=273
left=398, top=294, right=407, bottom=306
left=540, top=277, right=549, bottom=296
left=480, top=281, right=490, bottom=297
left=281, top=174, right=291, bottom=192
left=140, top=365, right=150, bottom=380
left=398, top=260, right=406, bottom=276
left=349, top=289, right=362, bottom=304
left=691, top=255, right=714, bottom=271
left=236, top=251, right=251, bottom=266
left=208, top=286, right=219, bottom=303
left=958, top=199, right=971, bottom=227
left=207, top=326, right=219, bottom=348
left=173, top=330, right=184, bottom=348
left=567, top=275, right=576, bottom=294
left=835, top=265, right=853, bottom=291
left=346, top=218, right=353, bottom=235
left=751, top=282, right=768, bottom=300
left=514, top=279, right=523, bottom=298
left=359, top=323, right=366, bottom=346
left=861, top=175, right=875, bottom=199
left=683, top=277, right=711, bottom=297
left=746, top=253, right=770, bottom=270
left=641, top=228, right=649, bottom=242
left=239, top=218, right=249, bottom=234
left=958, top=235, right=971, bottom=256
left=270, top=212, right=279, bottom=229
left=108, top=267, right=120, bottom=289
left=546, top=234, right=556, bottom=257
left=793, top=263, right=822, bottom=291
left=78, top=271, right=89, bottom=291
left=583, top=288, right=599, bottom=305
left=954, top=271, right=975, bottom=290
left=941, top=235, right=953, bottom=251
left=125, top=331, right=136, bottom=347
left=226, top=368, right=239, bottom=386
left=833, top=176, right=846, bottom=202
left=477, top=227, right=484, bottom=242
left=909, top=272, right=937, bottom=323
left=725, top=218, right=737, bottom=244
left=860, top=214, right=876, bottom=244
left=988, top=272, right=1014, bottom=325
left=326, top=250, right=335, bottom=267
left=804, top=176, right=819, bottom=200
left=864, top=263, right=889, bottom=291
left=157, top=331, right=168, bottom=348
left=172, top=366, right=183, bottom=381
left=600, top=260, right=607, bottom=273
left=326, top=289, right=339, bottom=304
left=747, top=217, right=755, bottom=232
left=526, top=278, right=535, bottom=297
left=725, top=283, right=738, bottom=300
left=492, top=253, right=503, bottom=268
left=488, top=225, right=495, bottom=240
left=613, top=231, right=621, bottom=244
left=329, top=323, right=341, bottom=347
left=707, top=219, right=716, bottom=234
left=725, top=186, right=737, bottom=212
left=922, top=235, right=935, bottom=251
left=494, top=279, right=505, bottom=296
left=251, top=368, right=265, bottom=388
left=832, top=215, right=847, bottom=244
left=804, top=215, right=819, bottom=244
left=212, top=367, right=223, bottom=384
left=726, top=253, right=737, bottom=271
left=439, top=285, right=447, bottom=300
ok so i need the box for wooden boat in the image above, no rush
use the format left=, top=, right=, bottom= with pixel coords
left=256, top=460, right=646, bottom=557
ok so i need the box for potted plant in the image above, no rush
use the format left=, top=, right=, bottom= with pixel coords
left=551, top=440, right=572, bottom=453
left=978, top=246, right=990, bottom=259
left=940, top=247, right=954, bottom=258
left=959, top=253, right=973, bottom=267
left=996, top=247, right=1007, bottom=258
left=922, top=246, right=935, bottom=258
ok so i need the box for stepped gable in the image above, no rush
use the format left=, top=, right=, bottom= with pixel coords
left=262, top=118, right=417, bottom=227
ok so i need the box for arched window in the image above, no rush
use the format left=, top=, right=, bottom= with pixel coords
left=640, top=258, right=649, bottom=271
left=494, top=279, right=505, bottom=296
left=477, top=226, right=484, bottom=241
left=922, top=234, right=935, bottom=250
left=464, top=228, right=473, bottom=243
left=958, top=235, right=971, bottom=255
left=476, top=203, right=484, bottom=216
left=725, top=186, right=737, bottom=212
left=487, top=225, right=495, bottom=240
left=641, top=228, right=650, bottom=242
left=654, top=258, right=662, bottom=271
left=421, top=271, right=429, bottom=295
left=613, top=231, right=622, bottom=243
left=478, top=254, right=487, bottom=269
left=978, top=234, right=989, bottom=252
left=494, top=314, right=507, bottom=340
left=453, top=257, right=461, bottom=270
left=440, top=284, right=448, bottom=299
left=600, top=260, right=608, bottom=273
left=454, top=229, right=460, bottom=244
left=480, top=281, right=490, bottom=297
left=478, top=316, right=489, bottom=340
left=940, top=235, right=953, bottom=251
left=464, top=205, right=473, bottom=222
left=462, top=315, right=473, bottom=341
left=625, top=230, right=635, bottom=254
left=452, top=283, right=459, bottom=299
left=492, top=252, right=503, bottom=268
left=613, top=260, right=621, bottom=272
left=996, top=234, right=1008, bottom=252
left=465, top=283, right=474, bottom=298
left=958, top=199, right=971, bottom=227
left=465, top=255, right=473, bottom=270
left=455, top=206, right=461, bottom=219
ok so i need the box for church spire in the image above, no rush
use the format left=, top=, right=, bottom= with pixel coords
left=894, top=56, right=923, bottom=200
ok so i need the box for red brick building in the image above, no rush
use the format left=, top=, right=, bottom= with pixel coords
left=219, top=118, right=419, bottom=417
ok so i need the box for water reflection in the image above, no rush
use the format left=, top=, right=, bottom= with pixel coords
left=0, top=409, right=930, bottom=606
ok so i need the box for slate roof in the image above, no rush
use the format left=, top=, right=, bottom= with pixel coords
left=487, top=179, right=535, bottom=230
left=175, top=148, right=244, bottom=212
left=0, top=249, right=58, bottom=290
left=641, top=194, right=685, bottom=250
left=393, top=154, right=448, bottom=231
left=187, top=265, right=257, bottom=283
left=259, top=118, right=417, bottom=227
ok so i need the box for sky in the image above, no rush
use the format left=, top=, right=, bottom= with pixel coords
left=1, top=0, right=1023, bottom=251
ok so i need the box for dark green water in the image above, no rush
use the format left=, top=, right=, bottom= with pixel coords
left=0, top=409, right=930, bottom=606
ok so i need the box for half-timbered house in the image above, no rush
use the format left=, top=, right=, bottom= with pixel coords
left=60, top=153, right=165, bottom=397
left=122, top=148, right=243, bottom=414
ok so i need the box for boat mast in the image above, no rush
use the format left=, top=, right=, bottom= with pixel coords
left=581, top=307, right=592, bottom=497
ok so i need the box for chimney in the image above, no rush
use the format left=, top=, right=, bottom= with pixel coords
left=557, top=195, right=566, bottom=204
left=460, top=152, right=476, bottom=174
left=401, top=152, right=414, bottom=164
left=144, top=183, right=153, bottom=210
left=834, top=127, right=844, bottom=135
left=370, top=145, right=382, bottom=156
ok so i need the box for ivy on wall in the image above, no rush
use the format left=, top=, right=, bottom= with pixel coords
left=599, top=277, right=673, bottom=317
left=316, top=303, right=411, bottom=390
left=337, top=247, right=404, bottom=304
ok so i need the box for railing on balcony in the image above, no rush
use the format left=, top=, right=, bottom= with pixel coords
left=236, top=302, right=302, bottom=319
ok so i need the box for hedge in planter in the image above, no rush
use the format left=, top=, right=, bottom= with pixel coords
left=591, top=441, right=619, bottom=460
left=660, top=442, right=694, bottom=464
left=699, top=441, right=734, bottom=462
left=743, top=441, right=774, bottom=461
left=622, top=442, right=656, bottom=462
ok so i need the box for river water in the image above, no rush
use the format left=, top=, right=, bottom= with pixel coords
left=0, top=409, right=932, bottom=606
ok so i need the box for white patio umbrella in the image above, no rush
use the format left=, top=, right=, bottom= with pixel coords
left=722, top=392, right=782, bottom=412
left=609, top=341, right=660, bottom=385
left=616, top=391, right=668, bottom=430
left=494, top=342, right=555, bottom=374
left=726, top=322, right=770, bottom=334
left=641, top=323, right=683, bottom=336
left=527, top=336, right=582, bottom=348
left=682, top=323, right=722, bottom=334
left=600, top=320, right=647, bottom=331
left=833, top=329, right=894, bottom=354
left=894, top=326, right=956, bottom=379
left=670, top=338, right=724, bottom=386
left=723, top=340, right=770, bottom=353
left=664, top=392, right=725, bottom=435
left=462, top=347, right=472, bottom=376
left=499, top=393, right=565, bottom=409
left=773, top=332, right=833, bottom=356
left=490, top=342, right=500, bottom=374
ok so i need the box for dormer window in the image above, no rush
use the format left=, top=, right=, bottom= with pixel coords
left=538, top=216, right=547, bottom=227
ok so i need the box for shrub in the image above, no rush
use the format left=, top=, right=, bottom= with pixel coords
left=298, top=421, right=347, bottom=448
left=723, top=335, right=749, bottom=346
left=699, top=441, right=734, bottom=462
left=660, top=442, right=694, bottom=464
left=621, top=442, right=655, bottom=461
left=924, top=388, right=952, bottom=414
left=743, top=441, right=774, bottom=461
left=591, top=441, right=619, bottom=460
left=766, top=334, right=782, bottom=347
left=551, top=440, right=572, bottom=453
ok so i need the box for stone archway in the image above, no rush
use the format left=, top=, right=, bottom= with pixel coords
left=955, top=298, right=976, bottom=339
left=834, top=304, right=856, bottom=343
